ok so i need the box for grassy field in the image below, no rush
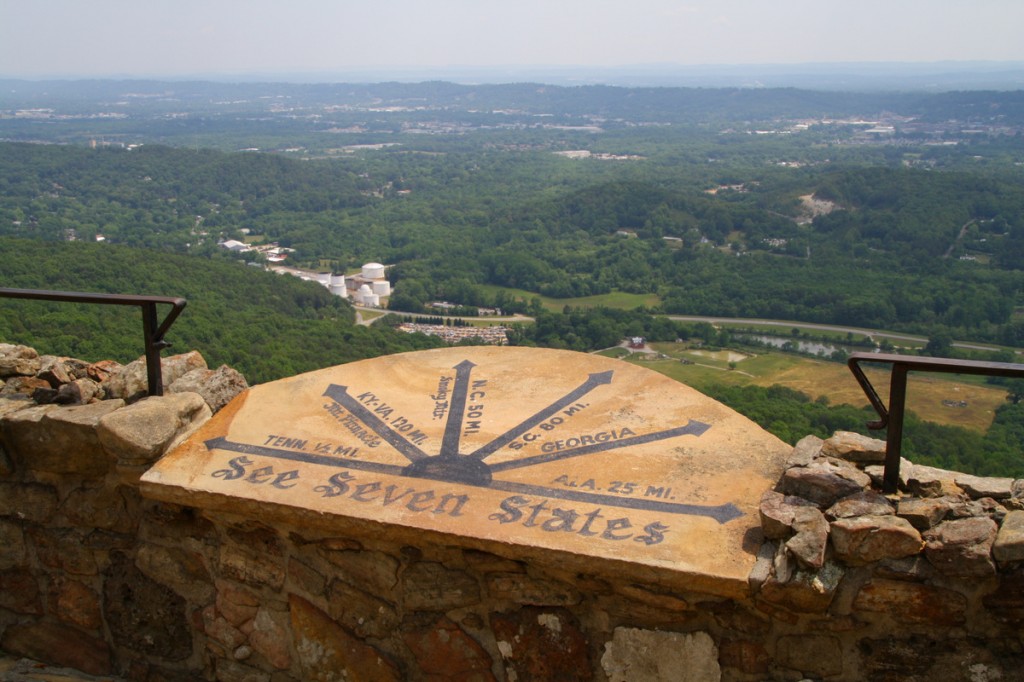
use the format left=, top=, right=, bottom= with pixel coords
left=612, top=342, right=1009, bottom=432
left=403, top=285, right=1015, bottom=432
left=355, top=309, right=389, bottom=324
left=475, top=284, right=660, bottom=311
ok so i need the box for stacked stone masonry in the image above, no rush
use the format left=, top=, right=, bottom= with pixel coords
left=1, top=343, right=1022, bottom=681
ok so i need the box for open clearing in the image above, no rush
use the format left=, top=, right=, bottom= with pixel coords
left=475, top=284, right=661, bottom=311
left=689, top=349, right=751, bottom=364
left=635, top=343, right=1009, bottom=432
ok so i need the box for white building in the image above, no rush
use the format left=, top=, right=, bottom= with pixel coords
left=348, top=262, right=391, bottom=306
left=220, top=239, right=250, bottom=252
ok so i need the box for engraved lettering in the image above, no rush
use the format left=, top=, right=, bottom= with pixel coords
left=271, top=470, right=300, bottom=489
left=321, top=403, right=383, bottom=448
left=382, top=485, right=415, bottom=506
left=635, top=522, right=669, bottom=545
left=212, top=456, right=251, bottom=480
left=541, top=508, right=579, bottom=532
left=352, top=481, right=382, bottom=502
left=246, top=466, right=274, bottom=484
left=540, top=427, right=636, bottom=453
left=487, top=496, right=666, bottom=543
left=489, top=495, right=528, bottom=524
left=523, top=499, right=550, bottom=527
left=432, top=375, right=452, bottom=420
left=406, top=490, right=436, bottom=511
left=434, top=493, right=469, bottom=517
left=602, top=517, right=633, bottom=540
left=314, top=471, right=355, bottom=497
left=578, top=508, right=603, bottom=536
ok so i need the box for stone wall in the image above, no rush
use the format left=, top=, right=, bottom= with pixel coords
left=1, top=344, right=1023, bottom=681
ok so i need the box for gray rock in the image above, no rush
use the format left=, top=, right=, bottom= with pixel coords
left=602, top=629, right=720, bottom=682
left=827, top=491, right=894, bottom=519
left=875, top=555, right=935, bottom=581
left=104, top=351, right=208, bottom=400
left=0, top=396, right=35, bottom=420
left=954, top=473, right=1015, bottom=500
left=401, top=561, right=480, bottom=611
left=788, top=434, right=823, bottom=467
left=0, top=375, right=50, bottom=398
left=897, top=496, right=957, bottom=530
left=773, top=540, right=794, bottom=583
left=37, top=355, right=74, bottom=386
left=0, top=343, right=41, bottom=377
left=135, top=543, right=215, bottom=604
left=821, top=430, right=887, bottom=464
left=905, top=462, right=964, bottom=498
left=831, top=515, right=924, bottom=565
left=758, top=561, right=844, bottom=614
left=31, top=386, right=59, bottom=404
left=169, top=364, right=248, bottom=413
left=923, top=517, right=997, bottom=578
left=864, top=457, right=913, bottom=490
left=993, top=510, right=1024, bottom=562
left=974, top=497, right=1009, bottom=523
left=3, top=401, right=124, bottom=477
left=759, top=490, right=818, bottom=539
left=86, top=359, right=121, bottom=384
left=55, top=378, right=101, bottom=405
left=785, top=506, right=829, bottom=569
left=947, top=498, right=996, bottom=520
left=97, top=392, right=211, bottom=464
left=780, top=462, right=870, bottom=507
left=748, top=541, right=776, bottom=593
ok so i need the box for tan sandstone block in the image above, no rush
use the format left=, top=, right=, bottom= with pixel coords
left=142, top=347, right=790, bottom=598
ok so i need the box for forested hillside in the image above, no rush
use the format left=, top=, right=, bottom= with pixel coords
left=2, top=80, right=1022, bottom=475
left=0, top=238, right=441, bottom=382
left=2, top=138, right=1022, bottom=346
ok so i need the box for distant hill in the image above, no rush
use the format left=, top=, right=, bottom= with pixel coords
left=0, top=238, right=442, bottom=383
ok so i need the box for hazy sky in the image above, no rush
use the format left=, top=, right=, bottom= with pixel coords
left=2, top=0, right=1023, bottom=78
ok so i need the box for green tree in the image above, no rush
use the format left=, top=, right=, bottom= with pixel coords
left=924, top=332, right=954, bottom=358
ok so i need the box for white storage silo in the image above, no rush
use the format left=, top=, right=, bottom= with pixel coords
left=362, top=262, right=385, bottom=280
left=371, top=280, right=391, bottom=296
left=330, top=274, right=347, bottom=297
left=357, top=284, right=373, bottom=305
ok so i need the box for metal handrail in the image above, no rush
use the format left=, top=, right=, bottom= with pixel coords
left=0, top=288, right=187, bottom=397
left=848, top=352, right=1024, bottom=493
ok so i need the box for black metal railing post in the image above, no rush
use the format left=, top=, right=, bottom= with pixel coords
left=848, top=352, right=1024, bottom=493
left=883, top=362, right=910, bottom=494
left=0, top=288, right=187, bottom=397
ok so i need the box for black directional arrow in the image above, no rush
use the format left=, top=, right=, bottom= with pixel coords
left=488, top=419, right=711, bottom=472
left=204, top=436, right=408, bottom=476
left=486, top=478, right=744, bottom=524
left=322, top=385, right=428, bottom=463
left=439, top=360, right=476, bottom=459
left=469, top=370, right=614, bottom=460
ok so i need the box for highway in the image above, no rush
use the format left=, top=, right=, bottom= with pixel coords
left=354, top=304, right=1018, bottom=355
left=664, top=316, right=1015, bottom=354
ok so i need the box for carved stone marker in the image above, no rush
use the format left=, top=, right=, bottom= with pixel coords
left=141, top=347, right=789, bottom=597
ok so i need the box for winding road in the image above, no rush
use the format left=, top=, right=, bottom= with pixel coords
left=354, top=305, right=1017, bottom=355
